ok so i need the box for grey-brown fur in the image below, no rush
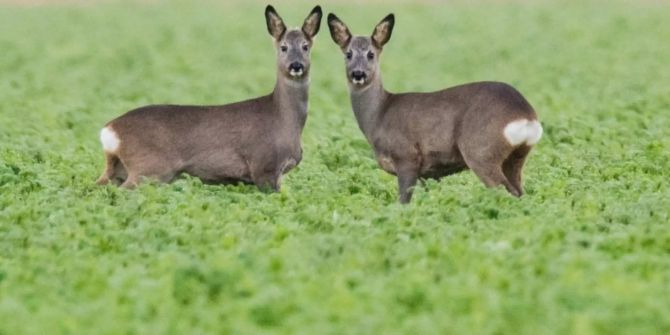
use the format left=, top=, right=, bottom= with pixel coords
left=97, top=5, right=322, bottom=191
left=328, top=13, right=542, bottom=203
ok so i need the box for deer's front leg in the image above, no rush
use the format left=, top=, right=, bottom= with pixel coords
left=396, top=163, right=419, bottom=204
left=250, top=157, right=282, bottom=193
left=251, top=169, right=281, bottom=193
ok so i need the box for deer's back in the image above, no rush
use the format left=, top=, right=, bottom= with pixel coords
left=109, top=96, right=276, bottom=156
left=381, top=81, right=535, bottom=141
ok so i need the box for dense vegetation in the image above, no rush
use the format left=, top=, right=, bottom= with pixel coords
left=1, top=1, right=669, bottom=334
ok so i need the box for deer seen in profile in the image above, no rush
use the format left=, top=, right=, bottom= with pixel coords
left=327, top=12, right=543, bottom=203
left=96, top=5, right=323, bottom=191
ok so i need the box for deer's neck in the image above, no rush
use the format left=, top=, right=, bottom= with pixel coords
left=273, top=74, right=309, bottom=129
left=349, top=76, right=389, bottom=141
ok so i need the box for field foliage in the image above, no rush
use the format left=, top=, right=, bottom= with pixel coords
left=1, top=1, right=669, bottom=334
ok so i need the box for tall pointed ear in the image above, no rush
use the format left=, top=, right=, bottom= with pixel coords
left=302, top=5, right=322, bottom=38
left=371, top=14, right=395, bottom=48
left=265, top=5, right=286, bottom=40
left=327, top=13, right=352, bottom=50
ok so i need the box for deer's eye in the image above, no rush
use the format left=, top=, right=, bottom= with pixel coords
left=367, top=51, right=375, bottom=60
left=302, top=44, right=309, bottom=51
left=346, top=50, right=353, bottom=60
left=280, top=45, right=288, bottom=52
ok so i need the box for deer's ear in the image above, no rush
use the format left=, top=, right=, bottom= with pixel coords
left=302, top=5, right=322, bottom=38
left=327, top=13, right=352, bottom=50
left=265, top=5, right=286, bottom=40
left=371, top=14, right=394, bottom=48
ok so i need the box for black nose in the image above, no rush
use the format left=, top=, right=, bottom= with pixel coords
left=289, top=62, right=304, bottom=72
left=351, top=71, right=367, bottom=80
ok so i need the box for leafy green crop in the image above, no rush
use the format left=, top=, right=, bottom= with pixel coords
left=1, top=1, right=669, bottom=334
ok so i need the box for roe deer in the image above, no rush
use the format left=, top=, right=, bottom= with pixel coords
left=96, top=5, right=323, bottom=191
left=327, top=13, right=542, bottom=203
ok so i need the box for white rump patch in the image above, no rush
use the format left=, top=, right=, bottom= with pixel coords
left=503, top=119, right=543, bottom=146
left=100, top=126, right=120, bottom=153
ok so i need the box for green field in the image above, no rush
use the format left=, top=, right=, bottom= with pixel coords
left=1, top=0, right=670, bottom=334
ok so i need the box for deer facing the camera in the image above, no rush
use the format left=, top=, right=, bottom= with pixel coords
left=96, top=5, right=322, bottom=191
left=327, top=13, right=542, bottom=203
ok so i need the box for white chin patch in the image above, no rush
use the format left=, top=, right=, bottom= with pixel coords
left=352, top=78, right=366, bottom=85
left=289, top=69, right=304, bottom=77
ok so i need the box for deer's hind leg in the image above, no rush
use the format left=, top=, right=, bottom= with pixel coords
left=97, top=152, right=122, bottom=185
left=119, top=155, right=179, bottom=189
left=461, top=145, right=520, bottom=197
left=502, top=145, right=531, bottom=196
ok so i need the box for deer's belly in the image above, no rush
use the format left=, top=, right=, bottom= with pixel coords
left=183, top=151, right=252, bottom=183
left=420, top=152, right=467, bottom=179
left=420, top=162, right=468, bottom=179
left=376, top=156, right=467, bottom=178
